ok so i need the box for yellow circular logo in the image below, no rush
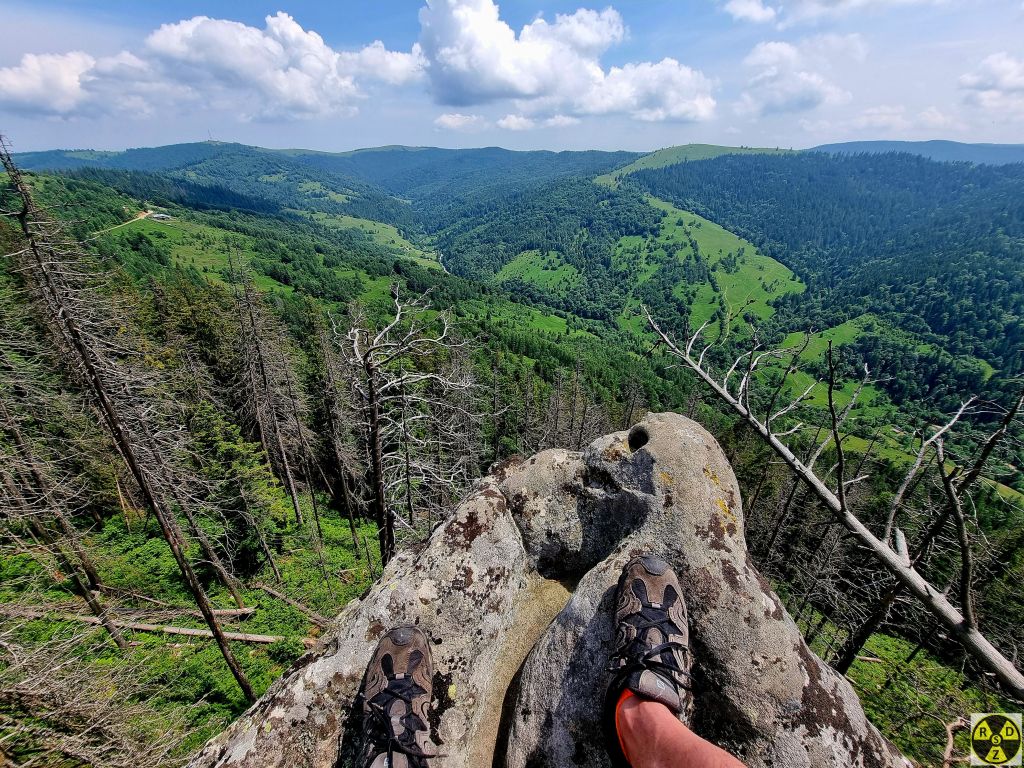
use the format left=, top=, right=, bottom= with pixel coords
left=972, top=715, right=1022, bottom=765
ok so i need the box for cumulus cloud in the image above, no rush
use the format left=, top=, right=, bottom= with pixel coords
left=854, top=105, right=912, bottom=131
left=0, top=4, right=715, bottom=127
left=0, top=49, right=186, bottom=117
left=418, top=0, right=715, bottom=122
left=434, top=112, right=486, bottom=130
left=496, top=114, right=536, bottom=130
left=815, top=104, right=962, bottom=136
left=735, top=35, right=862, bottom=117
left=145, top=13, right=422, bottom=118
left=0, top=51, right=96, bottom=114
left=960, top=52, right=1024, bottom=113
left=0, top=12, right=422, bottom=120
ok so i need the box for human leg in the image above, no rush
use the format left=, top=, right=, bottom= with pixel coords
left=615, top=691, right=745, bottom=768
left=604, top=554, right=746, bottom=768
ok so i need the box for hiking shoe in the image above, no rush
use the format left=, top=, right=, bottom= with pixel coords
left=603, top=555, right=694, bottom=765
left=359, top=625, right=435, bottom=768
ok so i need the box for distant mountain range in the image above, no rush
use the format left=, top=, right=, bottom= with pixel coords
left=811, top=140, right=1024, bottom=166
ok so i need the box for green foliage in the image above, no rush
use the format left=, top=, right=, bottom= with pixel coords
left=848, top=633, right=1017, bottom=766
left=632, top=152, right=1024, bottom=400
left=596, top=143, right=792, bottom=186
left=8, top=144, right=1024, bottom=765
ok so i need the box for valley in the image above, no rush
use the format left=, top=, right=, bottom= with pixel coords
left=3, top=139, right=1024, bottom=766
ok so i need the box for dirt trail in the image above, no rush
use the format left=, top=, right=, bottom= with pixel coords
left=86, top=210, right=150, bottom=240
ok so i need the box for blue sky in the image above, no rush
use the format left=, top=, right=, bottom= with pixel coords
left=1, top=0, right=1021, bottom=152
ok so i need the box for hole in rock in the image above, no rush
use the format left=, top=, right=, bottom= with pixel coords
left=627, top=425, right=650, bottom=452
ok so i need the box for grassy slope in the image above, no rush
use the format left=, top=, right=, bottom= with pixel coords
left=495, top=249, right=582, bottom=294
left=101, top=217, right=288, bottom=292
left=613, top=196, right=804, bottom=333
left=296, top=210, right=440, bottom=269
left=99, top=213, right=583, bottom=343
left=597, top=144, right=794, bottom=186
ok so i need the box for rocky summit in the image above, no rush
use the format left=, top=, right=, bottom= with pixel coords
left=190, top=412, right=909, bottom=768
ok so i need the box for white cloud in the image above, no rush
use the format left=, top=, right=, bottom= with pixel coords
left=722, top=0, right=944, bottom=26
left=821, top=104, right=963, bottom=136
left=917, top=106, right=957, bottom=129
left=854, top=105, right=912, bottom=131
left=497, top=114, right=536, bottom=130
left=434, top=112, right=486, bottom=130
left=0, top=51, right=96, bottom=114
left=0, top=12, right=421, bottom=120
left=496, top=113, right=583, bottom=130
left=724, top=0, right=777, bottom=23
left=0, top=49, right=186, bottom=117
left=735, top=35, right=862, bottom=117
left=960, top=52, right=1024, bottom=113
left=145, top=13, right=422, bottom=119
left=418, top=0, right=714, bottom=122
left=337, top=41, right=426, bottom=86
left=0, top=4, right=714, bottom=127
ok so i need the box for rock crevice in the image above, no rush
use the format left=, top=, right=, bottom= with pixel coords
left=190, top=413, right=909, bottom=768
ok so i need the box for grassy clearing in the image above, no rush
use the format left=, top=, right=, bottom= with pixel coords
left=790, top=605, right=1015, bottom=767
left=848, top=633, right=1016, bottom=767
left=297, top=210, right=440, bottom=269
left=612, top=196, right=803, bottom=338
left=296, top=180, right=352, bottom=203
left=495, top=249, right=582, bottom=294
left=597, top=144, right=794, bottom=187
left=99, top=217, right=289, bottom=293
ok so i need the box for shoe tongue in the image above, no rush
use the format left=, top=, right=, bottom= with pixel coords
left=386, top=698, right=405, bottom=719
left=368, top=755, right=411, bottom=768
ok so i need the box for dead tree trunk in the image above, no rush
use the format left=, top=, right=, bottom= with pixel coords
left=236, top=278, right=303, bottom=526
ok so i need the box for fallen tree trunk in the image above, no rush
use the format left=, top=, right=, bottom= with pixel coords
left=643, top=307, right=1024, bottom=701
left=0, top=606, right=312, bottom=647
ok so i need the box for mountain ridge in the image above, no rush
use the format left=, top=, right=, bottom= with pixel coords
left=812, top=139, right=1024, bottom=165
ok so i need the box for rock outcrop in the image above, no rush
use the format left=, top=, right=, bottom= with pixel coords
left=190, top=413, right=910, bottom=768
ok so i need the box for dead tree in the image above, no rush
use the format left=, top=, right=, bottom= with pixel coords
left=0, top=254, right=127, bottom=648
left=314, top=312, right=364, bottom=554
left=1, top=140, right=255, bottom=701
left=340, top=289, right=477, bottom=565
left=233, top=273, right=305, bottom=527
left=644, top=304, right=1024, bottom=699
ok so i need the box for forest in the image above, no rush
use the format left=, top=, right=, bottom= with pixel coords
left=2, top=140, right=1024, bottom=767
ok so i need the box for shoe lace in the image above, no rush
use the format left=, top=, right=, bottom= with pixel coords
left=609, top=592, right=693, bottom=694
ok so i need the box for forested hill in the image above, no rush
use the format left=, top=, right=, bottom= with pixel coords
left=15, top=142, right=638, bottom=224
left=631, top=152, right=1024, bottom=377
left=812, top=140, right=1024, bottom=166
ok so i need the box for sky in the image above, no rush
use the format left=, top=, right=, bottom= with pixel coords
left=0, top=0, right=1021, bottom=153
